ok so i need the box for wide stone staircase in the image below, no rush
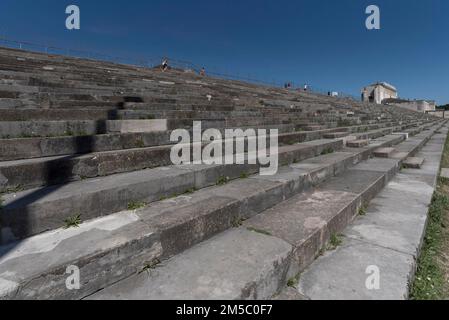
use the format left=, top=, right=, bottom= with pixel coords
left=0, top=46, right=446, bottom=299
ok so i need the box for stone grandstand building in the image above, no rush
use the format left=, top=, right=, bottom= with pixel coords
left=0, top=46, right=447, bottom=300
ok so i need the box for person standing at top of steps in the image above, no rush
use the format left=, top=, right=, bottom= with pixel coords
left=200, top=67, right=206, bottom=76
left=161, top=58, right=169, bottom=72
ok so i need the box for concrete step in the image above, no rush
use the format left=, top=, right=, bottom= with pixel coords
left=0, top=117, right=298, bottom=140
left=85, top=123, right=445, bottom=300
left=0, top=108, right=117, bottom=121
left=0, top=122, right=424, bottom=191
left=1, top=124, right=438, bottom=299
left=0, top=120, right=407, bottom=161
left=0, top=119, right=171, bottom=139
left=0, top=138, right=345, bottom=242
left=0, top=117, right=417, bottom=141
left=0, top=130, right=172, bottom=161
left=0, top=131, right=344, bottom=192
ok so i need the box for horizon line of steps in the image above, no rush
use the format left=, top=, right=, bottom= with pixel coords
left=0, top=121, right=443, bottom=299
left=0, top=121, right=429, bottom=192
left=85, top=121, right=448, bottom=300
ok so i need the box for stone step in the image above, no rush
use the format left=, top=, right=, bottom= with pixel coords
left=402, top=157, right=425, bottom=169
left=373, top=147, right=396, bottom=158
left=0, top=130, right=172, bottom=161
left=0, top=129, right=410, bottom=300
left=346, top=139, right=369, bottom=148
left=0, top=120, right=409, bottom=161
left=323, top=132, right=348, bottom=139
left=303, top=125, right=324, bottom=131
left=0, top=119, right=170, bottom=139
left=0, top=122, right=424, bottom=191
left=86, top=123, right=444, bottom=300
left=0, top=108, right=117, bottom=121
left=0, top=120, right=106, bottom=139
left=0, top=117, right=304, bottom=140
left=0, top=138, right=345, bottom=242
left=0, top=130, right=344, bottom=192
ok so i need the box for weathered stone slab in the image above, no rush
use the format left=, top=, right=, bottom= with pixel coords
left=320, top=169, right=386, bottom=206
left=0, top=167, right=196, bottom=243
left=0, top=138, right=341, bottom=194
left=244, top=189, right=361, bottom=274
left=297, top=238, right=414, bottom=300
left=391, top=132, right=409, bottom=140
left=390, top=152, right=409, bottom=160
left=373, top=147, right=395, bottom=158
left=346, top=139, right=369, bottom=148
left=88, top=228, right=293, bottom=300
left=304, top=125, right=323, bottom=131
left=403, top=157, right=425, bottom=169
left=323, top=132, right=347, bottom=139
left=106, top=120, right=168, bottom=133
left=0, top=211, right=160, bottom=300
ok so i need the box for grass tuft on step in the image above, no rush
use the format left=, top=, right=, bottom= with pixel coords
left=63, top=214, right=82, bottom=229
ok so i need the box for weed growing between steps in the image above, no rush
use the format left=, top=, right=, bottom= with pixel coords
left=232, top=216, right=246, bottom=228
left=183, top=188, right=197, bottom=195
left=327, top=233, right=344, bottom=251
left=139, top=259, right=162, bottom=275
left=216, top=176, right=230, bottom=186
left=411, top=133, right=449, bottom=300
left=135, top=138, right=145, bottom=148
left=358, top=205, right=367, bottom=216
left=63, top=214, right=82, bottom=229
left=287, top=274, right=301, bottom=288
left=321, top=148, right=334, bottom=155
left=127, top=201, right=147, bottom=210
left=239, top=172, right=250, bottom=179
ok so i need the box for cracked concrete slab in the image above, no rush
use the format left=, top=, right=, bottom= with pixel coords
left=87, top=228, right=293, bottom=300
left=298, top=237, right=414, bottom=300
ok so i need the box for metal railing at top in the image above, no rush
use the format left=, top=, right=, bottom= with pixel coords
left=0, top=36, right=359, bottom=100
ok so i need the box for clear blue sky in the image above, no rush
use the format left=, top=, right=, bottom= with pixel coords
left=0, top=0, right=448, bottom=104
